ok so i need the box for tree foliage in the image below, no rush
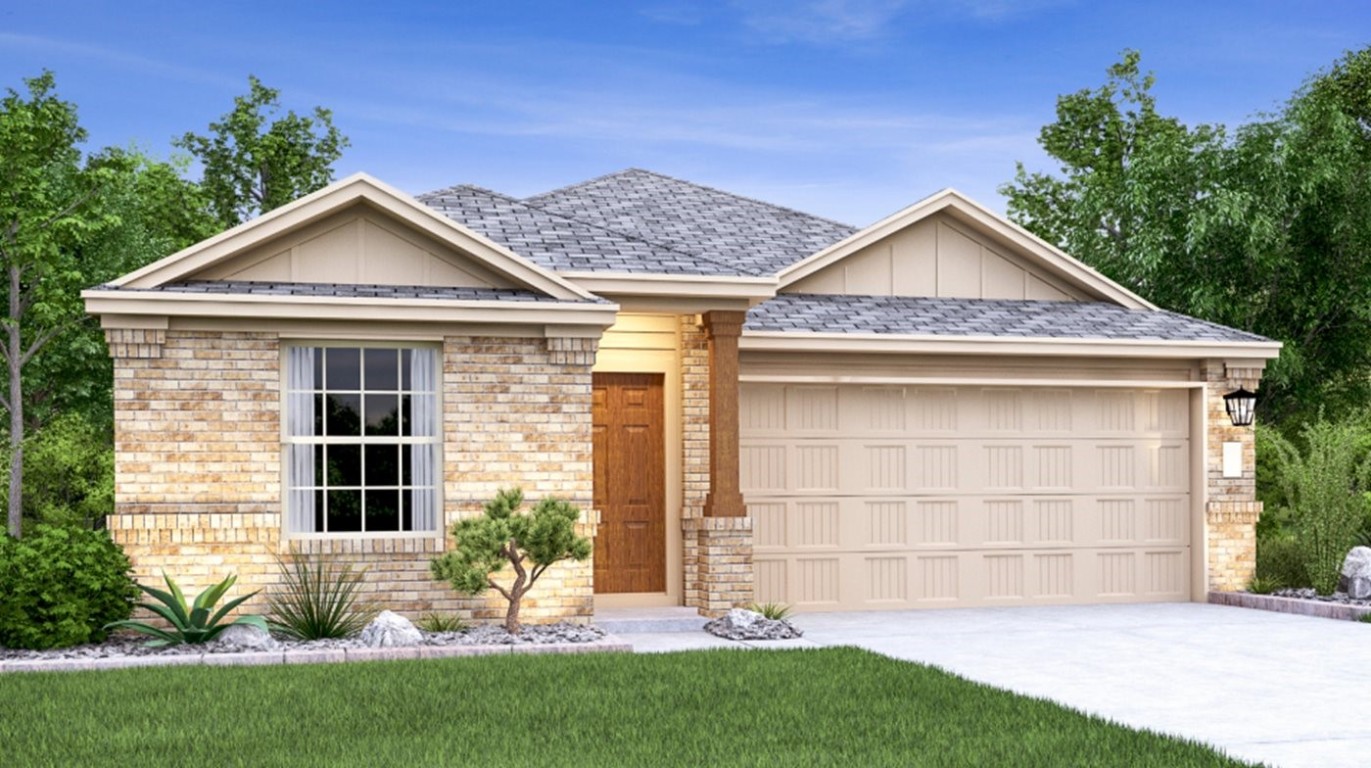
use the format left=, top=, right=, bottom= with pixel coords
left=1002, top=48, right=1371, bottom=425
left=431, top=488, right=591, bottom=634
left=1258, top=418, right=1371, bottom=594
left=176, top=75, right=349, bottom=229
left=0, top=73, right=217, bottom=537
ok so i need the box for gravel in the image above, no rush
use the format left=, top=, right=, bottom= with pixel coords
left=1270, top=588, right=1371, bottom=607
left=0, top=622, right=607, bottom=662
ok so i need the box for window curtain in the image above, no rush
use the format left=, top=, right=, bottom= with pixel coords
left=285, top=347, right=316, bottom=533
left=409, top=348, right=439, bottom=532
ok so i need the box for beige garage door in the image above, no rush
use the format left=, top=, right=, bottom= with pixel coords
left=740, top=383, right=1193, bottom=611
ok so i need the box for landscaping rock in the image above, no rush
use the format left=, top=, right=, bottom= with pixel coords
left=211, top=624, right=280, bottom=652
left=704, top=608, right=803, bottom=641
left=360, top=611, right=423, bottom=647
left=1339, top=547, right=1371, bottom=599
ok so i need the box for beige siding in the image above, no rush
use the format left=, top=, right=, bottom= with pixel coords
left=741, top=383, right=1192, bottom=611
left=786, top=213, right=1085, bottom=301
left=191, top=206, right=513, bottom=288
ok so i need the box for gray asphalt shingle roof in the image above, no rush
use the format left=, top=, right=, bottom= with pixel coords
left=419, top=184, right=747, bottom=276
left=522, top=169, right=858, bottom=276
left=100, top=281, right=604, bottom=303
left=746, top=294, right=1271, bottom=343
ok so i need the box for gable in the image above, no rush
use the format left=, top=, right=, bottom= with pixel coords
left=777, top=189, right=1152, bottom=310
left=784, top=212, right=1088, bottom=301
left=111, top=173, right=595, bottom=303
left=187, top=204, right=514, bottom=289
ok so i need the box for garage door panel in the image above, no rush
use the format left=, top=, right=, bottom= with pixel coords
left=741, top=438, right=1191, bottom=497
left=742, top=382, right=1194, bottom=611
left=755, top=547, right=1188, bottom=610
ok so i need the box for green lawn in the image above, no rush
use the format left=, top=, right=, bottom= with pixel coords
left=0, top=647, right=1255, bottom=767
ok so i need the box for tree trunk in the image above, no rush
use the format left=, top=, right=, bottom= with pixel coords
left=504, top=588, right=523, bottom=635
left=6, top=263, right=22, bottom=538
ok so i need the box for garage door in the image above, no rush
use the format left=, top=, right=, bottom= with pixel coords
left=740, top=384, right=1193, bottom=610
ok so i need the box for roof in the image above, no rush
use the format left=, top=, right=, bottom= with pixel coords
left=515, top=168, right=858, bottom=276
left=746, top=294, right=1273, bottom=343
left=91, top=280, right=608, bottom=304
left=419, top=184, right=745, bottom=276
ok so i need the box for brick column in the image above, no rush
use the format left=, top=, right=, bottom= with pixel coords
left=702, top=311, right=746, bottom=518
left=1203, top=360, right=1265, bottom=591
left=683, top=517, right=753, bottom=617
left=684, top=311, right=753, bottom=616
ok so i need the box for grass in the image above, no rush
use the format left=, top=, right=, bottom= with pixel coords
left=0, top=647, right=1254, bottom=767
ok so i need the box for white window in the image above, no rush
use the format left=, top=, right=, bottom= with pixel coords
left=283, top=344, right=440, bottom=535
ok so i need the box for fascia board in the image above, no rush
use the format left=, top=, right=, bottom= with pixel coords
left=82, top=289, right=620, bottom=328
left=560, top=272, right=778, bottom=300
left=739, top=330, right=1283, bottom=360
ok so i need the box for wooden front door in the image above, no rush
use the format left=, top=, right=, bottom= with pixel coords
left=592, top=373, right=666, bottom=593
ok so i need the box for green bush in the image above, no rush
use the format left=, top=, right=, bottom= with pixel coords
left=267, top=554, right=377, bottom=640
left=4, top=411, right=115, bottom=531
left=417, top=612, right=468, bottom=633
left=1255, top=533, right=1311, bottom=589
left=1261, top=417, right=1371, bottom=594
left=0, top=525, right=137, bottom=649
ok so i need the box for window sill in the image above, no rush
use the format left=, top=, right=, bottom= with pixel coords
left=282, top=533, right=445, bottom=556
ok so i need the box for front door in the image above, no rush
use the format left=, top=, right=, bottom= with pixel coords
left=592, top=373, right=666, bottom=593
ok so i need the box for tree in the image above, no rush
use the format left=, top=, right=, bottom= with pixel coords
left=0, top=73, right=210, bottom=537
left=1001, top=49, right=1371, bottom=425
left=176, top=75, right=349, bottom=229
left=430, top=488, right=591, bottom=634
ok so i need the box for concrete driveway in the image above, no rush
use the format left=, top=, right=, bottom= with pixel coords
left=783, top=603, right=1369, bottom=768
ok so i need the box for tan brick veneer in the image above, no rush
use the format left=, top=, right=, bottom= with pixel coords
left=106, top=329, right=598, bottom=625
left=1204, top=360, right=1264, bottom=591
left=679, top=315, right=753, bottom=616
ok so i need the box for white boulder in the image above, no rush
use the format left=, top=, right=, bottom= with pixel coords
left=360, top=611, right=424, bottom=647
left=1339, top=546, right=1371, bottom=599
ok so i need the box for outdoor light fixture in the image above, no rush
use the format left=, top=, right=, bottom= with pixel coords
left=1223, top=387, right=1257, bottom=427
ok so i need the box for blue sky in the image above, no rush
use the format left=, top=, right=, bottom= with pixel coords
left=1, top=1, right=1366, bottom=225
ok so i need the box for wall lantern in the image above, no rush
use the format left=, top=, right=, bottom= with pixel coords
left=1223, top=388, right=1257, bottom=427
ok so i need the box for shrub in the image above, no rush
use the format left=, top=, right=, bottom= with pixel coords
left=266, top=554, right=377, bottom=640
left=1261, top=417, right=1371, bottom=594
left=106, top=572, right=268, bottom=646
left=747, top=602, right=794, bottom=621
left=431, top=487, right=591, bottom=634
left=0, top=525, right=137, bottom=649
left=1255, top=533, right=1311, bottom=589
left=12, top=411, right=114, bottom=530
left=417, top=612, right=468, bottom=633
left=1245, top=576, right=1282, bottom=595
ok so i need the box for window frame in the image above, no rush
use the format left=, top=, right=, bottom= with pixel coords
left=280, top=340, right=444, bottom=540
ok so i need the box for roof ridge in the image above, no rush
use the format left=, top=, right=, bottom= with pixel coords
left=420, top=181, right=763, bottom=277
left=526, top=167, right=857, bottom=231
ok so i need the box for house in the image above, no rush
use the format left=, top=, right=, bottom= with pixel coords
left=83, top=169, right=1280, bottom=621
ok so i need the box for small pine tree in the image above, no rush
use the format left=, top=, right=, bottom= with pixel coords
left=431, top=488, right=590, bottom=634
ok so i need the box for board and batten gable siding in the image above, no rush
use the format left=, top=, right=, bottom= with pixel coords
left=784, top=212, right=1087, bottom=301
left=189, top=205, right=515, bottom=288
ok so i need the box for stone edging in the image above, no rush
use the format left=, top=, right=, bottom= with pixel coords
left=1208, top=590, right=1371, bottom=621
left=0, top=635, right=632, bottom=674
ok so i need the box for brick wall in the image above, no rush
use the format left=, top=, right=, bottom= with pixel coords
left=106, top=329, right=597, bottom=625
left=1203, top=360, right=1264, bottom=591
left=678, top=316, right=712, bottom=610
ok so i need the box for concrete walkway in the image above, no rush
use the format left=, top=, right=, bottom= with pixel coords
left=619, top=603, right=1371, bottom=768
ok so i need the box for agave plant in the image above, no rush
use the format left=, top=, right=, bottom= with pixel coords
left=106, top=572, right=268, bottom=646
